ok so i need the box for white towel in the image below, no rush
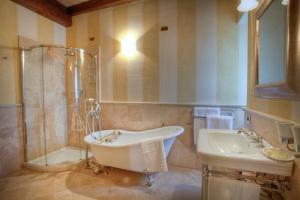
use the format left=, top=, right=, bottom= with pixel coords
left=140, top=137, right=168, bottom=173
left=208, top=177, right=260, bottom=200
left=206, top=114, right=233, bottom=130
left=194, top=107, right=220, bottom=117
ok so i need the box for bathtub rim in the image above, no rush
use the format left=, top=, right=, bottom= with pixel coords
left=84, top=126, right=184, bottom=148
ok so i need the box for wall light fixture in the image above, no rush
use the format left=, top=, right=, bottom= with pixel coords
left=121, top=33, right=137, bottom=58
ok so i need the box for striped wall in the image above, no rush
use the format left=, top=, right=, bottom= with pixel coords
left=17, top=5, right=66, bottom=46
left=0, top=0, right=66, bottom=104
left=68, top=0, right=246, bottom=106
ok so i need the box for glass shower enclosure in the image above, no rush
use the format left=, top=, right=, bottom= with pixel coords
left=21, top=45, right=98, bottom=170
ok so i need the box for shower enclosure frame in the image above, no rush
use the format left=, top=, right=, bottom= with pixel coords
left=20, top=45, right=99, bottom=172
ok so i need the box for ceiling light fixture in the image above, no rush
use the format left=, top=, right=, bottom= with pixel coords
left=237, top=0, right=259, bottom=12
left=282, top=0, right=289, bottom=5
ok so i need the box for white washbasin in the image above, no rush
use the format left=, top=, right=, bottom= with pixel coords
left=197, top=129, right=294, bottom=176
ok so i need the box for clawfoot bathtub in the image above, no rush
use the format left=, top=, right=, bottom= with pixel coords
left=84, top=126, right=184, bottom=173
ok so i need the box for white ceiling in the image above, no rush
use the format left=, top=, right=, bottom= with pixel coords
left=57, top=0, right=88, bottom=7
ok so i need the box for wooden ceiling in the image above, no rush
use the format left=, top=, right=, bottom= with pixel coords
left=11, top=0, right=138, bottom=27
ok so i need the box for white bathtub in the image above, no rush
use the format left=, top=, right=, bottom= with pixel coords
left=84, top=126, right=184, bottom=173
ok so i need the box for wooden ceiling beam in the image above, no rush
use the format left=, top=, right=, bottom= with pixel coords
left=10, top=0, right=140, bottom=27
left=68, top=0, right=139, bottom=16
left=11, top=0, right=72, bottom=26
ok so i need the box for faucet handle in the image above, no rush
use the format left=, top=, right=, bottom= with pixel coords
left=255, top=136, right=265, bottom=148
left=238, top=128, right=256, bottom=137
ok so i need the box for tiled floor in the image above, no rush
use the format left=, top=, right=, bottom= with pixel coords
left=0, top=164, right=202, bottom=200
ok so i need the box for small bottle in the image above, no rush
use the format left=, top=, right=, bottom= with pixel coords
left=114, top=129, right=118, bottom=140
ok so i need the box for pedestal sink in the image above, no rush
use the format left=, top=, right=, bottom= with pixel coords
left=197, top=129, right=294, bottom=200
left=197, top=129, right=293, bottom=176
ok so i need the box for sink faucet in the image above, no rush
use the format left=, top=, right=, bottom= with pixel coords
left=238, top=128, right=265, bottom=148
left=251, top=136, right=264, bottom=148
left=237, top=128, right=255, bottom=137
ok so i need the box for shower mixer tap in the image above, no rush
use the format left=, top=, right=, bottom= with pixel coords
left=84, top=98, right=103, bottom=172
left=85, top=98, right=101, bottom=135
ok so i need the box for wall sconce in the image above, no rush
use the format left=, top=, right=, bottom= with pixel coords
left=121, top=33, right=137, bottom=58
left=237, top=0, right=259, bottom=12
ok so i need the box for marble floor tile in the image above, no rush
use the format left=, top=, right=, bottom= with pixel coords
left=0, top=165, right=202, bottom=200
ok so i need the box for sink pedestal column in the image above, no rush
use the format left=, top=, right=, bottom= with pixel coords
left=202, top=164, right=209, bottom=200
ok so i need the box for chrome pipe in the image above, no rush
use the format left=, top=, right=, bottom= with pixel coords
left=40, top=47, right=48, bottom=166
left=202, top=164, right=209, bottom=200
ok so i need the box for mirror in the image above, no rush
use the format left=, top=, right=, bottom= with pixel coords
left=255, top=0, right=300, bottom=100
left=258, top=0, right=287, bottom=85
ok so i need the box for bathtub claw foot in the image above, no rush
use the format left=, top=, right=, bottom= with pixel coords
left=146, top=178, right=152, bottom=187
left=93, top=167, right=101, bottom=174
left=86, top=159, right=105, bottom=175
left=143, top=170, right=153, bottom=187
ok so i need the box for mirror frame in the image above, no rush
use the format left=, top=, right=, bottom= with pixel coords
left=254, top=0, right=300, bottom=100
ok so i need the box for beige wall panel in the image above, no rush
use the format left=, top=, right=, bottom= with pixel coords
left=87, top=11, right=100, bottom=55
left=216, top=0, right=239, bottom=105
left=100, top=8, right=114, bottom=101
left=73, top=14, right=88, bottom=49
left=0, top=50, right=18, bottom=104
left=0, top=0, right=18, bottom=48
left=127, top=2, right=143, bottom=102
left=113, top=6, right=128, bottom=101
left=267, top=100, right=292, bottom=120
left=17, top=5, right=38, bottom=42
left=0, top=0, right=18, bottom=104
left=54, top=23, right=66, bottom=46
left=142, top=0, right=159, bottom=102
left=37, top=16, right=54, bottom=45
left=195, top=0, right=218, bottom=104
left=159, top=0, right=178, bottom=103
left=66, top=25, right=76, bottom=47
left=177, top=0, right=196, bottom=103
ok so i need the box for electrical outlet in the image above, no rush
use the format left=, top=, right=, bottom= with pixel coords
left=246, top=113, right=251, bottom=124
left=161, top=26, right=168, bottom=31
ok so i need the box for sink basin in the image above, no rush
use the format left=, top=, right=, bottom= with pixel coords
left=197, top=129, right=294, bottom=176
left=208, top=132, right=258, bottom=154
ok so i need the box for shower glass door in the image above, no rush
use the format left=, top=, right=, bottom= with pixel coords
left=41, top=47, right=68, bottom=166
left=66, top=49, right=98, bottom=150
left=22, top=47, right=47, bottom=165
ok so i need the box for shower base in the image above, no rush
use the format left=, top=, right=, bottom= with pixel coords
left=24, top=146, right=93, bottom=172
